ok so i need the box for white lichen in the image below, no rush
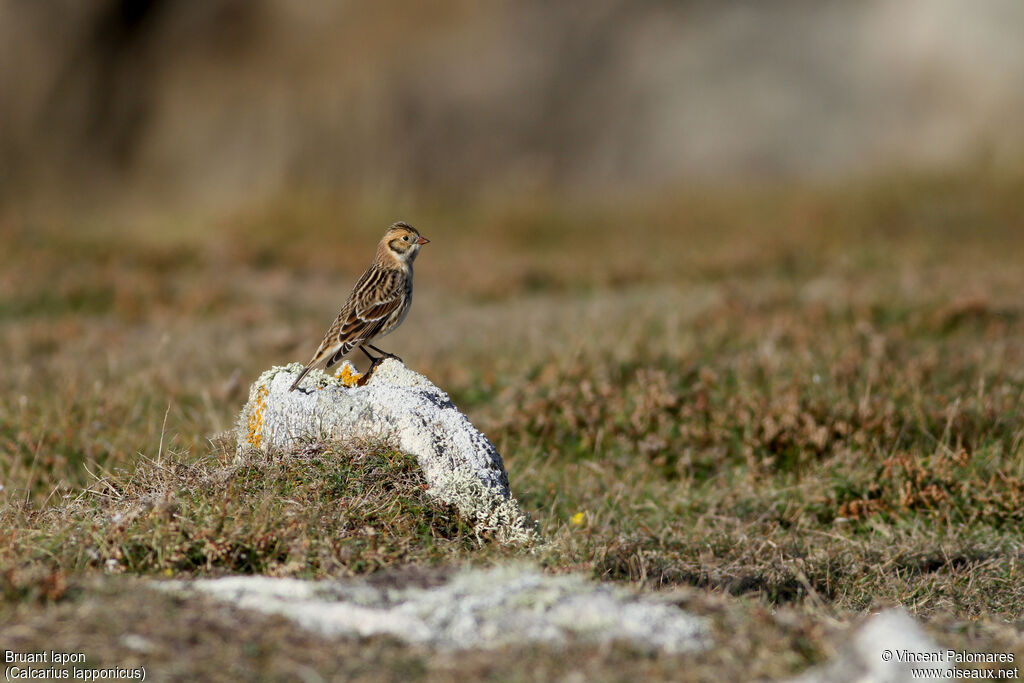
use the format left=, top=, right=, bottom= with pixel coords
left=162, top=565, right=710, bottom=653
left=428, top=468, right=540, bottom=545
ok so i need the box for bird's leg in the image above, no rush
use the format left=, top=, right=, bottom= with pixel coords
left=366, top=344, right=402, bottom=363
left=356, top=345, right=388, bottom=386
left=356, top=345, right=402, bottom=387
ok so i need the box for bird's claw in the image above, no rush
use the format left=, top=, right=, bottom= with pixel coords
left=359, top=358, right=382, bottom=386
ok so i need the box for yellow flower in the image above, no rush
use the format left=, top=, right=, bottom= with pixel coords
left=570, top=511, right=586, bottom=526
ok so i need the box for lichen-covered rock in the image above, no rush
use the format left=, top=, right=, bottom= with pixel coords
left=236, top=360, right=536, bottom=544
left=163, top=565, right=710, bottom=653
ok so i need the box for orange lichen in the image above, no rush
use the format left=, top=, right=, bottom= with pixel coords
left=246, top=384, right=269, bottom=447
left=335, top=364, right=363, bottom=388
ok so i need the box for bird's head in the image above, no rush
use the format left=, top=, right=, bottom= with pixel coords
left=381, top=221, right=429, bottom=265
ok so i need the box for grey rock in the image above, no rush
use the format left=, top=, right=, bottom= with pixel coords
left=235, top=360, right=537, bottom=544
left=162, top=565, right=710, bottom=654
left=789, top=609, right=951, bottom=683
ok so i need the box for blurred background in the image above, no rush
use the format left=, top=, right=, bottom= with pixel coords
left=3, top=0, right=1024, bottom=503
left=3, top=0, right=1024, bottom=213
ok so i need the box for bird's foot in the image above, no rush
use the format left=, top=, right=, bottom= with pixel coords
left=366, top=345, right=402, bottom=364
left=358, top=358, right=384, bottom=386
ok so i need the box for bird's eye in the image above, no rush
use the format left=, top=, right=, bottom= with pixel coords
left=402, top=235, right=409, bottom=241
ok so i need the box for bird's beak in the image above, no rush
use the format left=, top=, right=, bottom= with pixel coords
left=416, top=236, right=430, bottom=245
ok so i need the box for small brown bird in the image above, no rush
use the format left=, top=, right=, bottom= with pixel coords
left=288, top=222, right=429, bottom=392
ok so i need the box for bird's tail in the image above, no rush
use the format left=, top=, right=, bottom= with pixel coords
left=288, top=364, right=314, bottom=392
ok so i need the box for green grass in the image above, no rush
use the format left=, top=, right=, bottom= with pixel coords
left=2, top=169, right=1024, bottom=679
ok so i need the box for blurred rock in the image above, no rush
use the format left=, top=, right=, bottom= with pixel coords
left=788, top=609, right=951, bottom=683
left=164, top=565, right=710, bottom=653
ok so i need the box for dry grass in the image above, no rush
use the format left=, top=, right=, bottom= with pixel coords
left=0, top=439, right=503, bottom=588
left=2, top=169, right=1024, bottom=678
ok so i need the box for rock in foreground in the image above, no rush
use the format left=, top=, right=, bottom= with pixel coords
left=164, top=565, right=710, bottom=653
left=236, top=360, right=535, bottom=544
left=788, top=609, right=951, bottom=683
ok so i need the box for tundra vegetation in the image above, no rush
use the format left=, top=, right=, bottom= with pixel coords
left=1, top=171, right=1023, bottom=680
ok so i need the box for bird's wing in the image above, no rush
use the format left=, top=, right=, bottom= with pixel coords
left=289, top=268, right=406, bottom=391
left=313, top=268, right=404, bottom=370
left=338, top=268, right=405, bottom=342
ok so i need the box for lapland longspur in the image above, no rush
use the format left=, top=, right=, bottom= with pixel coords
left=288, top=222, right=429, bottom=392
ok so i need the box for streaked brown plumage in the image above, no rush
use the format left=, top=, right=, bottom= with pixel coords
left=288, top=222, right=429, bottom=392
